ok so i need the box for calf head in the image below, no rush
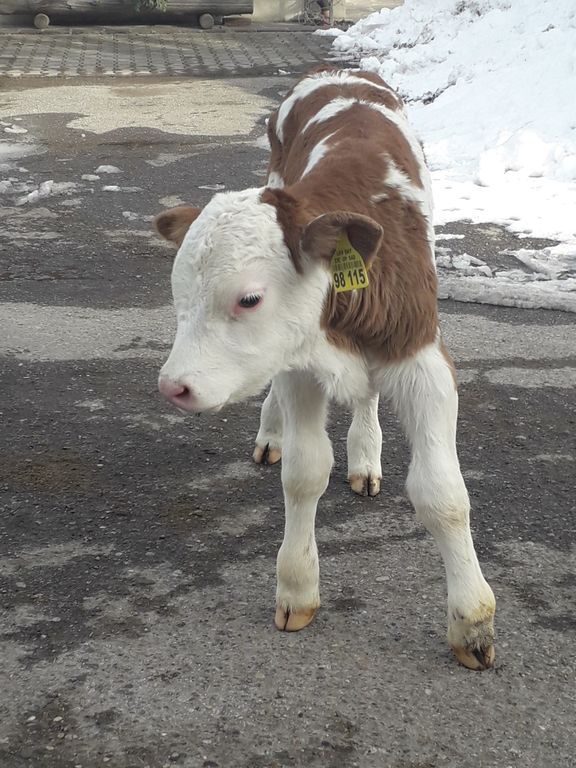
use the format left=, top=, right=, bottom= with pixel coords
left=155, top=187, right=382, bottom=413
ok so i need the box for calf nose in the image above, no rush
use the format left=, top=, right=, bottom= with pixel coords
left=159, top=378, right=187, bottom=399
left=158, top=377, right=197, bottom=411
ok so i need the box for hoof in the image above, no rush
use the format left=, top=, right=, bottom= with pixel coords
left=253, top=443, right=282, bottom=465
left=452, top=643, right=496, bottom=671
left=349, top=473, right=381, bottom=497
left=274, top=606, right=317, bottom=632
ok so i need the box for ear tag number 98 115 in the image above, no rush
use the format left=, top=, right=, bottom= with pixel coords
left=330, top=233, right=370, bottom=293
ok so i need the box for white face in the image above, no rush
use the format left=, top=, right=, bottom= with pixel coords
left=158, top=189, right=328, bottom=413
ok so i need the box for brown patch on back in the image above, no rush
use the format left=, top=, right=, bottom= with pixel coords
left=272, top=94, right=422, bottom=189
left=262, top=68, right=438, bottom=364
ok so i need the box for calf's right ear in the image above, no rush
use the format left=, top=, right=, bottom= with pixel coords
left=153, top=206, right=203, bottom=248
left=302, top=211, right=383, bottom=269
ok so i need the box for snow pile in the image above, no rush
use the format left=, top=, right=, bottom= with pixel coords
left=332, top=0, right=576, bottom=310
left=16, top=180, right=77, bottom=206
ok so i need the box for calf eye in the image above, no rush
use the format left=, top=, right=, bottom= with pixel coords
left=239, top=293, right=262, bottom=309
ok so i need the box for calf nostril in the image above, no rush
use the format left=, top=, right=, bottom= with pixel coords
left=159, top=378, right=190, bottom=400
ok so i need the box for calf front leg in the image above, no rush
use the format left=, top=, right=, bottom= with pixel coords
left=347, top=393, right=382, bottom=496
left=381, top=341, right=496, bottom=670
left=273, top=371, right=333, bottom=632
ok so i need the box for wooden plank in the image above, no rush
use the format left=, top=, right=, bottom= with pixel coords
left=1, top=1, right=253, bottom=15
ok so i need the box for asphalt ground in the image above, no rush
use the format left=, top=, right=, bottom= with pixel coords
left=0, top=35, right=575, bottom=768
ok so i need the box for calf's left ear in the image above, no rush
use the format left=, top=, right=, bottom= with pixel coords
left=301, top=211, right=383, bottom=269
left=154, top=206, right=203, bottom=248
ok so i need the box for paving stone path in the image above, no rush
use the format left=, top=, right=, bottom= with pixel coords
left=0, top=26, right=342, bottom=78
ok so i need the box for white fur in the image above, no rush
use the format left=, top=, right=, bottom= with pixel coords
left=347, top=393, right=382, bottom=483
left=255, top=381, right=283, bottom=455
left=300, top=133, right=336, bottom=178
left=266, top=170, right=284, bottom=189
left=384, top=159, right=428, bottom=206
left=378, top=341, right=495, bottom=646
left=274, top=370, right=332, bottom=613
left=303, top=96, right=357, bottom=134
left=256, top=376, right=382, bottom=486
left=382, top=157, right=435, bottom=261
left=161, top=188, right=332, bottom=412
left=275, top=70, right=399, bottom=143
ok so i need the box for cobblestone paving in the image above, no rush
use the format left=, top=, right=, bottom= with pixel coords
left=0, top=27, right=342, bottom=78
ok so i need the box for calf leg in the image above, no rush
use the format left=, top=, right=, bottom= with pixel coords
left=253, top=378, right=283, bottom=465
left=347, top=393, right=382, bottom=497
left=255, top=383, right=382, bottom=498
left=273, top=370, right=333, bottom=631
left=381, top=341, right=496, bottom=670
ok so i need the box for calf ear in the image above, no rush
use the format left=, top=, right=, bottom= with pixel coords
left=154, top=206, right=202, bottom=247
left=301, top=211, right=383, bottom=269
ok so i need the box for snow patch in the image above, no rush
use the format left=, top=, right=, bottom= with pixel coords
left=436, top=251, right=493, bottom=278
left=102, top=185, right=143, bottom=193
left=0, top=142, right=41, bottom=170
left=333, top=0, right=576, bottom=311
left=314, top=28, right=345, bottom=37
left=96, top=165, right=122, bottom=174
left=16, top=180, right=77, bottom=206
left=438, top=274, right=576, bottom=313
left=159, top=195, right=187, bottom=208
left=122, top=211, right=153, bottom=222
left=3, top=125, right=28, bottom=135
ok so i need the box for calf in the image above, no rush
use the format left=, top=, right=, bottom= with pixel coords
left=155, top=68, right=496, bottom=670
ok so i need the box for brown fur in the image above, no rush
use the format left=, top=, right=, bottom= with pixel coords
left=266, top=111, right=284, bottom=183
left=262, top=69, right=438, bottom=363
left=269, top=72, right=421, bottom=189
left=154, top=206, right=202, bottom=247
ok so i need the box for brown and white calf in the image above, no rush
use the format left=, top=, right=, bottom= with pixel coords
left=154, top=68, right=496, bottom=670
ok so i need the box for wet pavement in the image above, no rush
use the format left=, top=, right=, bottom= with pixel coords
left=1, top=28, right=576, bottom=768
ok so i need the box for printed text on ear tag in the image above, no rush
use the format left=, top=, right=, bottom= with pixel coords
left=330, top=233, right=370, bottom=293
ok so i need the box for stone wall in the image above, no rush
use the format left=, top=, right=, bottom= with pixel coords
left=252, top=0, right=402, bottom=23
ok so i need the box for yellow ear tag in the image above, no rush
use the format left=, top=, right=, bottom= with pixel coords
left=330, top=233, right=370, bottom=293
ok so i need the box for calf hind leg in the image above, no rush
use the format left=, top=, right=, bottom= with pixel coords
left=255, top=383, right=382, bottom=498
left=347, top=393, right=383, bottom=497
left=381, top=342, right=496, bottom=670
left=253, top=379, right=283, bottom=465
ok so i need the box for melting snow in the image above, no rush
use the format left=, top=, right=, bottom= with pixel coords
left=96, top=165, right=122, bottom=174
left=16, top=180, right=77, bottom=206
left=332, top=0, right=576, bottom=310
left=3, top=125, right=28, bottom=135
